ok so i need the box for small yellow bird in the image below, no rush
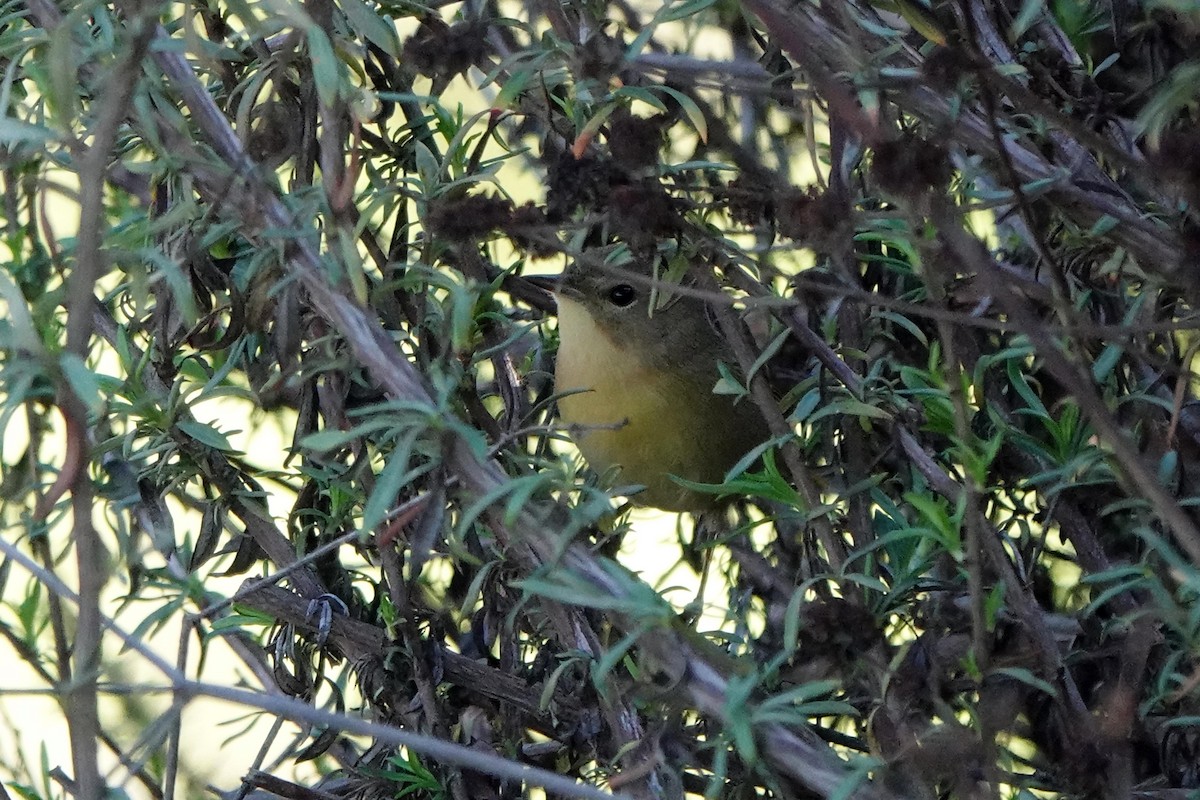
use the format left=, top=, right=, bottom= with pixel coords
left=549, top=261, right=770, bottom=511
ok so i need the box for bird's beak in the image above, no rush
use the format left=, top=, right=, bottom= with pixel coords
left=516, top=273, right=560, bottom=313
left=523, top=273, right=588, bottom=305
left=522, top=274, right=560, bottom=293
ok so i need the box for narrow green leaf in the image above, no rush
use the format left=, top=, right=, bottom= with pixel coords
left=0, top=268, right=43, bottom=353
left=59, top=353, right=104, bottom=417
left=361, top=446, right=412, bottom=535
left=654, top=85, right=707, bottom=143
left=340, top=0, right=399, bottom=58
left=1010, top=0, right=1044, bottom=38
left=0, top=116, right=57, bottom=144
left=176, top=419, right=236, bottom=452
left=305, top=26, right=340, bottom=107
left=991, top=666, right=1057, bottom=697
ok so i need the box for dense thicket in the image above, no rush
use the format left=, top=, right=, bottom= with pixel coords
left=4, top=1, right=1200, bottom=798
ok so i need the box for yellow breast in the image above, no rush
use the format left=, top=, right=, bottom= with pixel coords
left=555, top=296, right=757, bottom=511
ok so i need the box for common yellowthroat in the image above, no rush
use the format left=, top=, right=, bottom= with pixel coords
left=550, top=262, right=770, bottom=511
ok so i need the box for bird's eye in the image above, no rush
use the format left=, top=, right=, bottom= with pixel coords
left=608, top=284, right=637, bottom=307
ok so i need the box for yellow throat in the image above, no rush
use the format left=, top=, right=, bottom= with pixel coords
left=553, top=267, right=769, bottom=512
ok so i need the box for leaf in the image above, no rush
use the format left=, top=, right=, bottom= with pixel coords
left=892, top=0, right=947, bottom=44
left=1135, top=61, right=1200, bottom=146
left=305, top=26, right=341, bottom=107
left=790, top=388, right=822, bottom=423
left=414, top=140, right=441, bottom=193
left=654, top=85, right=707, bottom=143
left=659, top=0, right=719, bottom=24
left=59, top=353, right=104, bottom=417
left=827, top=757, right=881, bottom=800
left=1091, top=341, right=1123, bottom=383
left=191, top=499, right=227, bottom=571
left=782, top=587, right=805, bottom=652
left=45, top=14, right=78, bottom=127
left=807, top=397, right=893, bottom=423
left=1088, top=214, right=1118, bottom=236
left=724, top=671, right=760, bottom=762
left=0, top=116, right=57, bottom=144
left=299, top=419, right=394, bottom=451
left=360, top=444, right=414, bottom=535
left=176, top=419, right=237, bottom=452
left=493, top=63, right=537, bottom=108
left=991, top=666, right=1058, bottom=697
left=0, top=267, right=43, bottom=354
left=1092, top=51, right=1120, bottom=78
left=340, top=0, right=399, bottom=58
left=1006, top=357, right=1049, bottom=418
left=1010, top=0, right=1045, bottom=39
left=590, top=624, right=646, bottom=697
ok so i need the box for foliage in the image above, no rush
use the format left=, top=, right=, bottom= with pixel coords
left=2, top=0, right=1200, bottom=798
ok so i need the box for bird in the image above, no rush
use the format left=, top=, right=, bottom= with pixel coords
left=547, top=260, right=771, bottom=512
